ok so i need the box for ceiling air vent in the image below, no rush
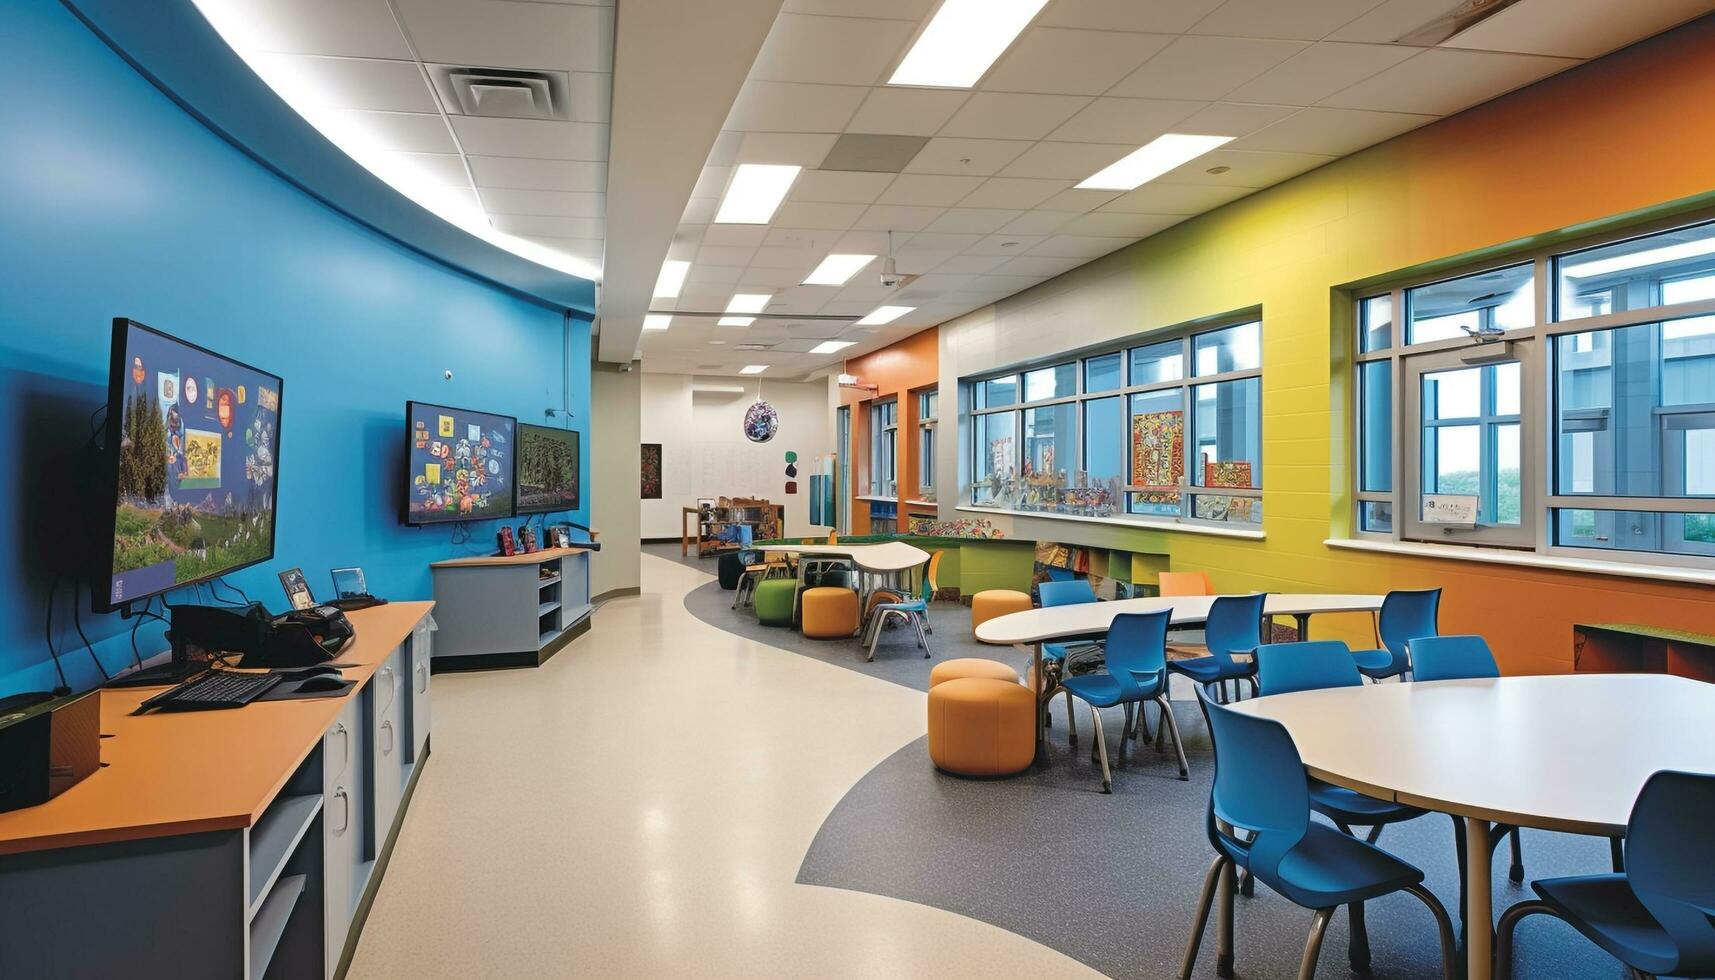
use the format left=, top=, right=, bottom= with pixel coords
left=735, top=343, right=774, bottom=351
left=429, top=65, right=571, bottom=121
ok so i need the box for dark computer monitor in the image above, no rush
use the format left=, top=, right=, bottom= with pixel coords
left=95, top=319, right=284, bottom=612
left=515, top=422, right=580, bottom=515
left=403, top=401, right=516, bottom=525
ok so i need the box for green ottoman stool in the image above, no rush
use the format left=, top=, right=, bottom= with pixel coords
left=753, top=578, right=796, bottom=627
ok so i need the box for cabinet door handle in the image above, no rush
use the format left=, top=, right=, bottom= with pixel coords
left=416, top=662, right=428, bottom=694
left=331, top=788, right=349, bottom=835
left=330, top=722, right=348, bottom=766
left=380, top=719, right=394, bottom=755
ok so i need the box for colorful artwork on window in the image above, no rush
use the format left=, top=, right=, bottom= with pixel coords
left=1131, top=410, right=1184, bottom=500
left=1203, top=460, right=1253, bottom=489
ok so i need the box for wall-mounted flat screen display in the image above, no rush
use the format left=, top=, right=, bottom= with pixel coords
left=98, top=319, right=283, bottom=611
left=404, top=401, right=515, bottom=525
left=515, top=423, right=580, bottom=515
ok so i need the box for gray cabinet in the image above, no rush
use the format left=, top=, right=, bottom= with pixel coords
left=322, top=694, right=364, bottom=977
left=429, top=546, right=594, bottom=670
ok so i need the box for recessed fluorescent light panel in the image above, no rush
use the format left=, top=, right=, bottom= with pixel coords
left=810, top=341, right=856, bottom=355
left=654, top=260, right=689, bottom=298
left=643, top=314, right=672, bottom=331
left=739, top=364, right=769, bottom=374
left=726, top=294, right=770, bottom=314
left=890, top=0, right=1049, bottom=88
left=803, top=254, right=876, bottom=286
left=718, top=317, right=755, bottom=327
left=1077, top=134, right=1233, bottom=191
left=715, top=164, right=801, bottom=224
left=856, top=305, right=914, bottom=326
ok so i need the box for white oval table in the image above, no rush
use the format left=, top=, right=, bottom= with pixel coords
left=756, top=541, right=933, bottom=627
left=1231, top=674, right=1715, bottom=980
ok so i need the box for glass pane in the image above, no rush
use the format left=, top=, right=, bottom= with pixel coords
left=1129, top=388, right=1183, bottom=516
left=1023, top=403, right=1075, bottom=479
left=1191, top=377, right=1261, bottom=489
left=1555, top=509, right=1715, bottom=557
left=1023, top=363, right=1076, bottom=402
left=1192, top=494, right=1261, bottom=525
left=1556, top=220, right=1715, bottom=321
left=1495, top=362, right=1520, bottom=416
left=919, top=425, right=935, bottom=492
left=971, top=411, right=1016, bottom=506
left=1407, top=264, right=1534, bottom=344
left=1360, top=500, right=1393, bottom=533
left=1083, top=396, right=1124, bottom=493
left=976, top=376, right=1017, bottom=409
left=1129, top=340, right=1183, bottom=385
left=1425, top=367, right=1481, bottom=421
left=1360, top=361, right=1392, bottom=492
left=920, top=390, right=938, bottom=420
left=1084, top=352, right=1122, bottom=393
left=1496, top=422, right=1521, bottom=525
left=1193, top=322, right=1261, bottom=376
left=1687, top=429, right=1715, bottom=495
left=1361, top=295, right=1393, bottom=352
left=1429, top=425, right=1480, bottom=496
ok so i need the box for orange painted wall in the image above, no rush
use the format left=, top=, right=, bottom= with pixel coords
left=841, top=327, right=938, bottom=532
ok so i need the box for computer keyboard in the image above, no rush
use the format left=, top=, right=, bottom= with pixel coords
left=135, top=671, right=283, bottom=714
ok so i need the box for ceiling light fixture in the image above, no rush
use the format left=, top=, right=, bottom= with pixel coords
left=1077, top=134, right=1234, bottom=191
left=739, top=364, right=769, bottom=375
left=715, top=164, right=801, bottom=224
left=810, top=340, right=856, bottom=355
left=803, top=254, right=877, bottom=286
left=889, top=0, right=1050, bottom=89
left=856, top=305, right=914, bottom=326
left=643, top=314, right=672, bottom=331
left=653, top=260, right=689, bottom=298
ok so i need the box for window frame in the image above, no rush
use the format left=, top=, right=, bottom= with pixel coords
left=916, top=388, right=937, bottom=499
left=868, top=397, right=898, bottom=498
left=1351, top=213, right=1715, bottom=570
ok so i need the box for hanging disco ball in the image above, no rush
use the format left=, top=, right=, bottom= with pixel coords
left=742, top=400, right=779, bottom=443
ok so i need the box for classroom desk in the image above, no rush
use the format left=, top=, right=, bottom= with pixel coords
left=1232, top=674, right=1715, bottom=980
left=0, top=601, right=435, bottom=979
left=757, top=541, right=933, bottom=625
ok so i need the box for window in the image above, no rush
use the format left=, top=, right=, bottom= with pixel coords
left=1353, top=217, right=1715, bottom=567
left=965, top=319, right=1262, bottom=527
left=868, top=399, right=897, bottom=497
left=917, top=389, right=937, bottom=500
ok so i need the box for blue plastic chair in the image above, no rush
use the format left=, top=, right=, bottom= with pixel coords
left=860, top=551, right=941, bottom=662
left=1060, top=610, right=1185, bottom=793
left=1180, top=689, right=1457, bottom=980
left=1037, top=578, right=1100, bottom=745
left=1350, top=588, right=1440, bottom=681
left=1498, top=770, right=1715, bottom=980
left=1169, top=593, right=1266, bottom=703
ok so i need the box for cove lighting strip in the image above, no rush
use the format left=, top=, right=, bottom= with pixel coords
left=654, top=260, right=689, bottom=298
left=1077, top=134, right=1234, bottom=191
left=890, top=0, right=1050, bottom=88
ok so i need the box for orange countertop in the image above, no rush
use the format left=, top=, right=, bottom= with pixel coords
left=0, top=601, right=432, bottom=856
left=430, top=545, right=596, bottom=568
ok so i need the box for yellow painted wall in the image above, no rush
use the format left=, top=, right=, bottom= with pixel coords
left=935, top=17, right=1715, bottom=674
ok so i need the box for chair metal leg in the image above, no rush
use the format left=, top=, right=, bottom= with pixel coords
left=1366, top=824, right=1385, bottom=845
left=1179, top=855, right=1228, bottom=980
left=1156, top=700, right=1168, bottom=749
left=912, top=612, right=929, bottom=658
left=1295, top=908, right=1334, bottom=980
left=867, top=610, right=902, bottom=662
left=1120, top=703, right=1133, bottom=766
left=1064, top=688, right=1078, bottom=745
left=1494, top=899, right=1556, bottom=980
left=1348, top=900, right=1372, bottom=974
left=1508, top=825, right=1525, bottom=883
left=1157, top=695, right=1190, bottom=780
left=1088, top=704, right=1112, bottom=793
left=1217, top=859, right=1237, bottom=978
left=1401, top=882, right=1459, bottom=980
left=1610, top=835, right=1625, bottom=873
left=1452, top=814, right=1470, bottom=945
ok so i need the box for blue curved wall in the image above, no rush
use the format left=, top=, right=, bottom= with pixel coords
left=0, top=0, right=592, bottom=695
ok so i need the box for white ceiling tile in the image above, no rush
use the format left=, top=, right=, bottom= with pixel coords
left=773, top=201, right=868, bottom=229
left=1037, top=0, right=1227, bottom=34
left=1030, top=235, right=1133, bottom=259
left=699, top=225, right=773, bottom=248
left=893, top=249, right=963, bottom=275
left=691, top=166, right=731, bottom=199
left=997, top=210, right=1080, bottom=236
left=834, top=229, right=902, bottom=253
left=762, top=227, right=841, bottom=250
left=685, top=264, right=745, bottom=284
left=1320, top=48, right=1580, bottom=115
left=789, top=170, right=897, bottom=204
left=924, top=209, right=1024, bottom=234
left=1161, top=148, right=1333, bottom=187
left=741, top=266, right=815, bottom=286
left=450, top=116, right=608, bottom=161
left=907, top=232, right=985, bottom=251
left=959, top=177, right=1072, bottom=210
left=467, top=155, right=606, bottom=192
left=480, top=187, right=604, bottom=217
left=1187, top=0, right=1389, bottom=41
left=393, top=0, right=612, bottom=72
left=845, top=87, right=971, bottom=137
left=1109, top=36, right=1309, bottom=101
left=680, top=197, right=717, bottom=224
left=992, top=254, right=1091, bottom=277
left=966, top=235, right=1046, bottom=256
left=981, top=28, right=1173, bottom=96
left=1058, top=211, right=1185, bottom=237
left=851, top=204, right=946, bottom=232
left=750, top=13, right=917, bottom=86
left=695, top=245, right=757, bottom=266
left=1097, top=181, right=1253, bottom=214
left=1174, top=102, right=1301, bottom=139
left=1235, top=106, right=1436, bottom=155
left=877, top=174, right=987, bottom=206
left=249, top=54, right=436, bottom=113
left=490, top=213, right=606, bottom=239
left=938, top=93, right=1093, bottom=141
left=897, top=273, right=981, bottom=296
left=1328, top=0, right=1454, bottom=42
left=1045, top=96, right=1207, bottom=144
left=998, top=141, right=1135, bottom=180
left=833, top=284, right=901, bottom=303
left=1225, top=41, right=1422, bottom=106
left=553, top=71, right=613, bottom=124
left=934, top=253, right=1014, bottom=274
left=197, top=0, right=411, bottom=58
left=903, top=138, right=1034, bottom=177
left=782, top=0, right=935, bottom=21
left=735, top=132, right=840, bottom=166
left=379, top=151, right=468, bottom=186
left=1444, top=0, right=1715, bottom=58
left=318, top=109, right=455, bottom=153
left=765, top=286, right=834, bottom=313
left=726, top=81, right=869, bottom=133
left=1037, top=187, right=1125, bottom=212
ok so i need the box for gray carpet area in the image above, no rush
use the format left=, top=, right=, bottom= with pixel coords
left=666, top=552, right=1628, bottom=980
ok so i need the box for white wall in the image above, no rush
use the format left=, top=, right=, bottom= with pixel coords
left=640, top=373, right=833, bottom=540
left=590, top=362, right=641, bottom=598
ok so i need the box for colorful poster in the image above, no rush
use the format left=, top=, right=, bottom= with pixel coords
left=1204, top=460, right=1253, bottom=489
left=640, top=443, right=662, bottom=499
left=156, top=370, right=179, bottom=415
left=438, top=414, right=455, bottom=438
left=1131, top=411, right=1184, bottom=498
left=180, top=429, right=222, bottom=489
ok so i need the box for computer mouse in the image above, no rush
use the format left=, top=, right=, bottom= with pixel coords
left=295, top=676, right=349, bottom=694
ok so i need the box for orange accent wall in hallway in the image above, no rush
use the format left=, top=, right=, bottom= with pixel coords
left=842, top=328, right=938, bottom=533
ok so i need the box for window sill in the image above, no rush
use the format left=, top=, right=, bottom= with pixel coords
left=856, top=494, right=895, bottom=504
left=957, top=505, right=1266, bottom=540
left=1325, top=537, right=1715, bottom=587
left=906, top=499, right=937, bottom=508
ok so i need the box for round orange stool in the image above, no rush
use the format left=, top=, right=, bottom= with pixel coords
left=801, top=587, right=859, bottom=639
left=930, top=657, right=1021, bottom=688
left=970, top=589, right=1032, bottom=640
left=928, top=677, right=1035, bottom=776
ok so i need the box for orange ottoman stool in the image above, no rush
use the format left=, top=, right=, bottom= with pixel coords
left=927, top=677, right=1035, bottom=777
left=970, top=589, right=1032, bottom=639
left=930, top=657, right=1021, bottom=688
left=801, top=587, right=859, bottom=639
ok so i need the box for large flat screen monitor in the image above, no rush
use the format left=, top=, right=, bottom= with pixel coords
left=404, top=401, right=516, bottom=525
left=98, top=319, right=284, bottom=611
left=515, top=423, right=580, bottom=515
